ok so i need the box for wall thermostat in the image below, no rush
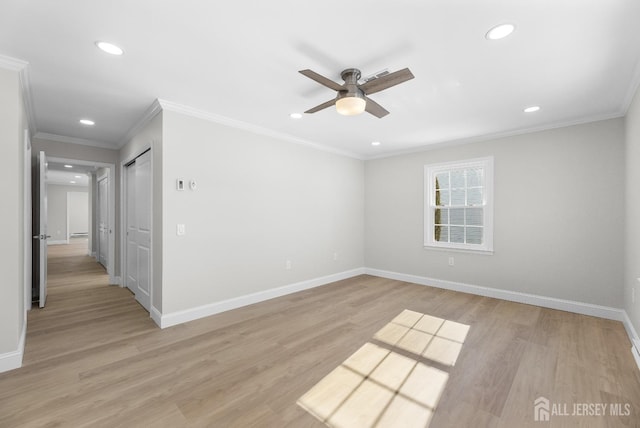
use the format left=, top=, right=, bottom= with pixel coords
left=189, top=179, right=197, bottom=190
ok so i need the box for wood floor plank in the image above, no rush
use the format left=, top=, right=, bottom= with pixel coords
left=0, top=238, right=638, bottom=427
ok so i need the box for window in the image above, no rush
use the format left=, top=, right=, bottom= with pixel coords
left=424, top=157, right=493, bottom=252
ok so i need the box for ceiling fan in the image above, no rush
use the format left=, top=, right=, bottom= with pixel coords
left=299, top=67, right=414, bottom=118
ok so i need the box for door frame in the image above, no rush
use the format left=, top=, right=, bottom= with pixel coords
left=120, top=147, right=154, bottom=318
left=96, top=171, right=109, bottom=269
left=24, top=130, right=31, bottom=312
left=48, top=157, right=117, bottom=284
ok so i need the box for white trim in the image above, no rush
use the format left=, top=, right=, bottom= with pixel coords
left=18, top=65, right=37, bottom=136
left=34, top=132, right=116, bottom=150
left=621, top=54, right=640, bottom=115
left=621, top=311, right=640, bottom=371
left=109, top=276, right=121, bottom=286
left=150, top=306, right=162, bottom=327
left=117, top=99, right=162, bottom=148
left=157, top=99, right=363, bottom=160
left=0, top=54, right=28, bottom=71
left=365, top=111, right=625, bottom=161
left=0, top=323, right=26, bottom=373
left=47, top=240, right=69, bottom=245
left=424, top=156, right=494, bottom=253
left=364, top=268, right=625, bottom=321
left=158, top=268, right=365, bottom=329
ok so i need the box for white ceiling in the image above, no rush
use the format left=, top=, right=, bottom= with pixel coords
left=1, top=0, right=639, bottom=158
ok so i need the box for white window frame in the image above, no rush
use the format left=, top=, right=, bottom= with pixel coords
left=424, top=156, right=494, bottom=253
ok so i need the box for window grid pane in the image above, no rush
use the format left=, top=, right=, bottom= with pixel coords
left=431, top=165, right=486, bottom=246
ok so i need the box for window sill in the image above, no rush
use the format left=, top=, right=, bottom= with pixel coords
left=423, top=245, right=494, bottom=255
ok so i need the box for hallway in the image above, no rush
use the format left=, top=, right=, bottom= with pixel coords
left=24, top=239, right=155, bottom=366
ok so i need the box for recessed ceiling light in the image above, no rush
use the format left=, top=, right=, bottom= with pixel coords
left=70, top=181, right=76, bottom=184
left=64, top=165, right=73, bottom=168
left=524, top=106, right=541, bottom=113
left=486, top=24, right=515, bottom=40
left=290, top=113, right=302, bottom=119
left=95, top=41, right=124, bottom=55
left=371, top=141, right=381, bottom=146
left=74, top=175, right=82, bottom=178
left=79, top=119, right=95, bottom=126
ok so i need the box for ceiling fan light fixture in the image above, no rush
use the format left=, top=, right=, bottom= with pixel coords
left=336, top=95, right=366, bottom=116
left=486, top=23, right=515, bottom=40
left=95, top=41, right=124, bottom=55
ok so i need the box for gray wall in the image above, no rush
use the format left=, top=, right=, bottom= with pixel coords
left=365, top=118, right=625, bottom=308
left=625, top=86, right=640, bottom=336
left=47, top=184, right=88, bottom=242
left=160, top=110, right=364, bottom=314
left=0, top=66, right=27, bottom=357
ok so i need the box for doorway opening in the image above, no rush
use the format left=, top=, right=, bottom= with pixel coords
left=31, top=154, right=117, bottom=309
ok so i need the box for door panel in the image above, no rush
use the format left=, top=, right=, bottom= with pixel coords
left=126, top=164, right=137, bottom=293
left=97, top=176, right=109, bottom=268
left=134, top=151, right=151, bottom=311
left=32, top=151, right=48, bottom=308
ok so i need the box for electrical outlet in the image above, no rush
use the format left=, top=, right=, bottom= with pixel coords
left=286, top=260, right=292, bottom=270
left=448, top=256, right=454, bottom=266
left=176, top=224, right=185, bottom=236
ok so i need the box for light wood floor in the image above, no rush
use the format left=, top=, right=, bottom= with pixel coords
left=1, top=239, right=639, bottom=427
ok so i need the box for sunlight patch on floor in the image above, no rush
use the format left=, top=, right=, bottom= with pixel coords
left=297, top=310, right=469, bottom=428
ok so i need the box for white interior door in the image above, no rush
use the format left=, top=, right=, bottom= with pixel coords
left=33, top=151, right=48, bottom=308
left=125, top=150, right=151, bottom=312
left=125, top=163, right=137, bottom=294
left=134, top=151, right=151, bottom=311
left=97, top=175, right=109, bottom=268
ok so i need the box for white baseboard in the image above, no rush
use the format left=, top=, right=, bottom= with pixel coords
left=365, top=268, right=640, bottom=372
left=0, top=323, right=26, bottom=373
left=47, top=240, right=68, bottom=246
left=364, top=268, right=625, bottom=321
left=109, top=276, right=121, bottom=286
left=622, top=311, right=640, bottom=371
left=159, top=268, right=365, bottom=329
left=150, top=306, right=162, bottom=327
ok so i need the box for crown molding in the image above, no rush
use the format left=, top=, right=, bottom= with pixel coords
left=621, top=56, right=640, bottom=115
left=156, top=99, right=363, bottom=160
left=365, top=110, right=625, bottom=161
left=0, top=54, right=37, bottom=136
left=33, top=132, right=117, bottom=150
left=18, top=65, right=37, bottom=136
left=0, top=54, right=28, bottom=71
left=117, top=98, right=163, bottom=148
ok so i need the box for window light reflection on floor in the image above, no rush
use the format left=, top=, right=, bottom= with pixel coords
left=297, top=310, right=470, bottom=428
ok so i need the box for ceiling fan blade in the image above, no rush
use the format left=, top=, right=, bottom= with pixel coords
left=360, top=68, right=414, bottom=95
left=305, top=98, right=336, bottom=114
left=364, top=96, right=390, bottom=118
left=299, top=69, right=344, bottom=91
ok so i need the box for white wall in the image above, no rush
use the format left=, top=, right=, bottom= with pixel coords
left=46, top=184, right=88, bottom=242
left=160, top=109, right=364, bottom=315
left=0, top=65, right=27, bottom=368
left=365, top=118, right=625, bottom=308
left=625, top=86, right=640, bottom=337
